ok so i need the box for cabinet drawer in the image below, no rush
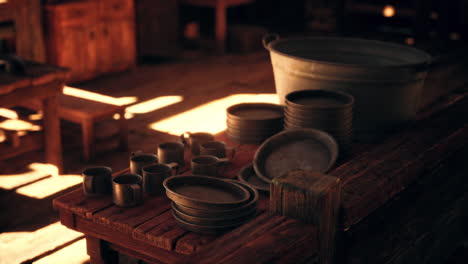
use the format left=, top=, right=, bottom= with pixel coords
left=100, top=0, right=134, bottom=19
left=47, top=2, right=97, bottom=26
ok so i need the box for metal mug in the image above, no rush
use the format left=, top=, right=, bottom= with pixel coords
left=82, top=166, right=112, bottom=196
left=191, top=155, right=228, bottom=177
left=180, top=132, right=214, bottom=155
left=199, top=141, right=236, bottom=159
left=142, top=163, right=179, bottom=196
left=157, top=142, right=185, bottom=167
left=112, top=174, right=143, bottom=207
left=130, top=151, right=158, bottom=175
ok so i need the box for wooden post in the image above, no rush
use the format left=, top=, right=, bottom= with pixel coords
left=270, top=169, right=341, bottom=264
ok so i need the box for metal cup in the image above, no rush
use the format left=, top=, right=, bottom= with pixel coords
left=82, top=166, right=112, bottom=196
left=112, top=174, right=143, bottom=207
left=191, top=155, right=228, bottom=177
left=200, top=141, right=236, bottom=159
left=157, top=142, right=185, bottom=167
left=130, top=151, right=158, bottom=175
left=180, top=132, right=214, bottom=155
left=142, top=163, right=179, bottom=196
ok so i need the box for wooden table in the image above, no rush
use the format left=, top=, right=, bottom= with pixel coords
left=180, top=0, right=255, bottom=53
left=53, top=92, right=468, bottom=264
left=0, top=61, right=69, bottom=173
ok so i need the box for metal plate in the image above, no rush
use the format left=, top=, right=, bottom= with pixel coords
left=172, top=179, right=259, bottom=218
left=253, top=129, right=339, bottom=183
left=237, top=164, right=270, bottom=192
left=226, top=103, right=284, bottom=122
left=172, top=211, right=250, bottom=235
left=163, top=175, right=250, bottom=210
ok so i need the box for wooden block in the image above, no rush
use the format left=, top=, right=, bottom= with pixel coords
left=228, top=24, right=268, bottom=53
left=270, top=170, right=341, bottom=264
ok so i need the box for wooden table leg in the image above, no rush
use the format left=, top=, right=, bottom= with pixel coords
left=215, top=0, right=227, bottom=53
left=117, top=109, right=128, bottom=151
left=82, top=118, right=95, bottom=162
left=42, top=95, right=63, bottom=173
left=86, top=235, right=117, bottom=264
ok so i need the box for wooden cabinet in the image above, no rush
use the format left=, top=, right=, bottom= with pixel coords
left=136, top=0, right=179, bottom=58
left=46, top=0, right=136, bottom=83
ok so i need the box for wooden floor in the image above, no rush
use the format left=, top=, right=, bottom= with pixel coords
left=1, top=50, right=467, bottom=264
left=0, top=51, right=276, bottom=264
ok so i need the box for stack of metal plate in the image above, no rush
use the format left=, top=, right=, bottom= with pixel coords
left=163, top=175, right=258, bottom=234
left=226, top=103, right=284, bottom=144
left=284, top=89, right=354, bottom=154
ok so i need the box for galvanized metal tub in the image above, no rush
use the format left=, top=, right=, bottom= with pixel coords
left=263, top=35, right=432, bottom=140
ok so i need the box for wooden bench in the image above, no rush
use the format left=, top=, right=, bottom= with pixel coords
left=57, top=94, right=128, bottom=162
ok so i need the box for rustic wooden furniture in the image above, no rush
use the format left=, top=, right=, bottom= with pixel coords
left=0, top=61, right=69, bottom=173
left=0, top=0, right=47, bottom=62
left=45, top=0, right=136, bottom=83
left=179, top=0, right=255, bottom=53
left=53, top=90, right=468, bottom=263
left=57, top=94, right=128, bottom=161
left=136, top=0, right=179, bottom=58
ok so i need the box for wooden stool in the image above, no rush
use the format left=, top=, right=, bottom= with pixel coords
left=57, top=94, right=128, bottom=161
left=180, top=0, right=255, bottom=53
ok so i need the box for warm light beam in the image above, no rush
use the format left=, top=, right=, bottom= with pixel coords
left=0, top=108, right=18, bottom=119
left=125, top=95, right=183, bottom=114
left=149, top=93, right=278, bottom=135
left=0, top=163, right=58, bottom=190
left=0, top=221, right=83, bottom=264
left=0, top=119, right=41, bottom=131
left=16, top=174, right=83, bottom=199
left=63, top=86, right=137, bottom=106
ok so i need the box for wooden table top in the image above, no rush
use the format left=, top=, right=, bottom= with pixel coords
left=53, top=92, right=468, bottom=263
left=0, top=61, right=69, bottom=95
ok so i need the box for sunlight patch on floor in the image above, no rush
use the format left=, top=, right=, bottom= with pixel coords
left=63, top=86, right=137, bottom=106
left=0, top=108, right=19, bottom=119
left=16, top=174, right=82, bottom=199
left=0, top=119, right=41, bottom=131
left=34, top=238, right=89, bottom=264
left=149, top=93, right=278, bottom=135
left=0, top=221, right=83, bottom=264
left=0, top=163, right=58, bottom=190
left=125, top=95, right=183, bottom=114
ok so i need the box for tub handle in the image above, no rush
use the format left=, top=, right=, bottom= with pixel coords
left=262, top=33, right=280, bottom=50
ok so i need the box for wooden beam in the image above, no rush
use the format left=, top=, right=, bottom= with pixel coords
left=270, top=170, right=341, bottom=264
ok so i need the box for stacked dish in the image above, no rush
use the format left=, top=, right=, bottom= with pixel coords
left=226, top=103, right=284, bottom=144
left=253, top=129, right=339, bottom=183
left=238, top=163, right=270, bottom=192
left=284, top=89, right=354, bottom=154
left=163, top=175, right=258, bottom=234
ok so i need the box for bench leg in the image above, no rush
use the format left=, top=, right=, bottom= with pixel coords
left=215, top=1, right=227, bottom=53
left=117, top=110, right=128, bottom=152
left=86, top=235, right=117, bottom=264
left=82, top=118, right=94, bottom=162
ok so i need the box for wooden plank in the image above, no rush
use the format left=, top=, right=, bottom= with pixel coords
left=192, top=213, right=289, bottom=263
left=174, top=232, right=218, bottom=255
left=74, top=215, right=191, bottom=264
left=341, top=146, right=468, bottom=264
left=219, top=218, right=318, bottom=264
left=332, top=95, right=468, bottom=229
left=52, top=187, right=114, bottom=218
left=92, top=195, right=172, bottom=234
left=270, top=170, right=341, bottom=264
left=132, top=209, right=188, bottom=251
left=0, top=73, right=31, bottom=96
